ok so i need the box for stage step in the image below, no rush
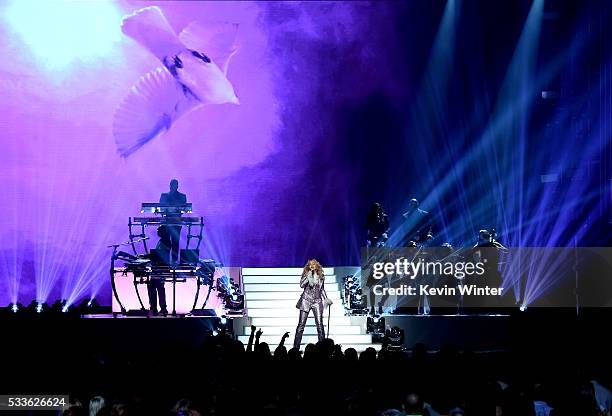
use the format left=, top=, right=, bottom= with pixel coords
left=246, top=299, right=344, bottom=309
left=241, top=267, right=375, bottom=352
left=243, top=274, right=338, bottom=284
left=244, top=283, right=341, bottom=293
left=244, top=289, right=342, bottom=299
left=245, top=292, right=307, bottom=300
left=247, top=308, right=346, bottom=318
left=242, top=267, right=335, bottom=276
left=250, top=316, right=354, bottom=327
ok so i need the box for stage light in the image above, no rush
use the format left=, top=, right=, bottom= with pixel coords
left=385, top=326, right=405, bottom=351
left=76, top=298, right=103, bottom=315
left=212, top=315, right=233, bottom=337
left=367, top=316, right=386, bottom=343
left=519, top=304, right=527, bottom=312
left=9, top=303, right=21, bottom=313
left=541, top=90, right=558, bottom=99
left=36, top=302, right=43, bottom=313
left=367, top=316, right=386, bottom=332
left=216, top=274, right=244, bottom=313
left=449, top=407, right=465, bottom=416
left=3, top=0, right=123, bottom=71
left=343, top=274, right=367, bottom=314
left=51, top=299, right=68, bottom=314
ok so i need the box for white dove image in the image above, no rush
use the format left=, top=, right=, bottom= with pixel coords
left=113, top=6, right=239, bottom=157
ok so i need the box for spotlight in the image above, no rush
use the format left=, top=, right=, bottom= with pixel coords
left=24, top=300, right=46, bottom=314
left=343, top=274, right=367, bottom=314
left=212, top=315, right=233, bottom=338
left=4, top=0, right=123, bottom=70
left=449, top=407, right=465, bottom=416
left=9, top=303, right=21, bottom=313
left=367, top=316, right=386, bottom=342
left=50, top=299, right=68, bottom=313
left=227, top=292, right=244, bottom=311
left=78, top=297, right=102, bottom=315
left=385, top=326, right=405, bottom=351
left=519, top=304, right=527, bottom=312
left=216, top=274, right=244, bottom=314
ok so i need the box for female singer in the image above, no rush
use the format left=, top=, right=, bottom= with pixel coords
left=293, top=259, right=333, bottom=349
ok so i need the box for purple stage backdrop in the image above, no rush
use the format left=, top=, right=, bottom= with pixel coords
left=3, top=0, right=612, bottom=308
left=0, top=1, right=405, bottom=305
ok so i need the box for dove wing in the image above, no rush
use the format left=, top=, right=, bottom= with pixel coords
left=179, top=22, right=239, bottom=75
left=122, top=6, right=186, bottom=62
left=113, top=67, right=200, bottom=157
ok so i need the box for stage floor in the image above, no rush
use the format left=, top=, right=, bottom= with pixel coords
left=383, top=313, right=511, bottom=350
left=80, top=312, right=512, bottom=351
left=4, top=309, right=608, bottom=360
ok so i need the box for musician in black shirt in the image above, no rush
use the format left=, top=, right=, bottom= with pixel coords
left=159, top=179, right=187, bottom=263
left=401, top=198, right=434, bottom=246
left=148, top=225, right=170, bottom=316
left=472, top=229, right=508, bottom=290
left=365, top=202, right=390, bottom=247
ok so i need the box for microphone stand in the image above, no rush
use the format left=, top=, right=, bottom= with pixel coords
left=327, top=304, right=331, bottom=339
left=107, top=236, right=149, bottom=249
left=107, top=237, right=149, bottom=316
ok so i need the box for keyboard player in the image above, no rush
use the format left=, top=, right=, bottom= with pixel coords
left=159, top=179, right=187, bottom=263
left=148, top=225, right=170, bottom=316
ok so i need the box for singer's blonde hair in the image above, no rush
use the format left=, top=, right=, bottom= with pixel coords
left=302, top=259, right=324, bottom=280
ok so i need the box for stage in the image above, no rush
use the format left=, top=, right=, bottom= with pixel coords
left=3, top=312, right=512, bottom=354
left=2, top=309, right=607, bottom=353
left=78, top=311, right=513, bottom=353
left=231, top=313, right=512, bottom=352
left=59, top=266, right=602, bottom=354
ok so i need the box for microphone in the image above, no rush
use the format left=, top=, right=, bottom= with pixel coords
left=308, top=269, right=315, bottom=287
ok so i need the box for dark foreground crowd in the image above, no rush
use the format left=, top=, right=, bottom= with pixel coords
left=13, top=327, right=607, bottom=416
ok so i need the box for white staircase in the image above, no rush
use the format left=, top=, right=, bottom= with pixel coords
left=239, top=267, right=380, bottom=352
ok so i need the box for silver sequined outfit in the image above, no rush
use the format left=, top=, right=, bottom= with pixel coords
left=293, top=271, right=331, bottom=349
